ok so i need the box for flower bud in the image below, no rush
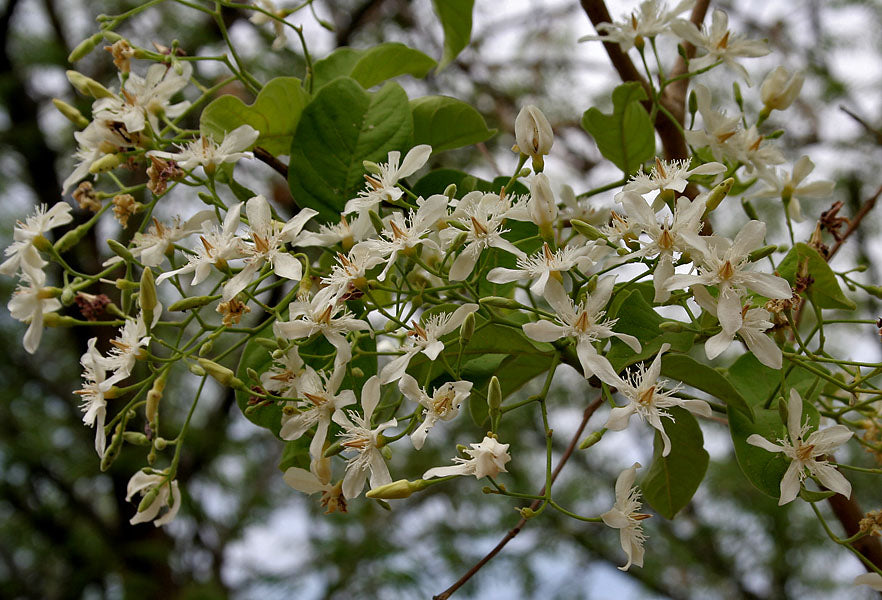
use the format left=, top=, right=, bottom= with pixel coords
left=146, top=371, right=167, bottom=425
left=741, top=198, right=759, bottom=221
left=578, top=428, right=606, bottom=450
left=570, top=219, right=605, bottom=242
left=107, top=239, right=134, bottom=262
left=479, top=296, right=525, bottom=310
left=188, top=362, right=206, bottom=377
left=52, top=99, right=90, bottom=128
left=368, top=210, right=385, bottom=234
left=703, top=177, right=734, bottom=214
left=66, top=70, right=114, bottom=98
left=514, top=105, right=553, bottom=168
left=89, top=153, right=123, bottom=174
left=748, top=245, right=777, bottom=262
left=54, top=222, right=93, bottom=253
left=68, top=33, right=104, bottom=63
left=168, top=294, right=221, bottom=312
left=139, top=267, right=157, bottom=327
left=443, top=183, right=457, bottom=201
left=658, top=321, right=685, bottom=332
left=365, top=478, right=430, bottom=500
left=200, top=341, right=214, bottom=357
left=123, top=432, right=150, bottom=446
left=529, top=173, right=557, bottom=236
left=198, top=358, right=246, bottom=390
left=460, top=312, right=475, bottom=346
left=761, top=67, right=804, bottom=112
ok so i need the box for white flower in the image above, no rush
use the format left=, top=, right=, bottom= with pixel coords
left=379, top=303, right=479, bottom=384
left=604, top=344, right=712, bottom=456
left=126, top=471, right=182, bottom=527
left=0, top=203, right=73, bottom=280
left=260, top=345, right=305, bottom=399
left=528, top=173, right=557, bottom=228
left=622, top=157, right=725, bottom=198
left=579, top=0, right=696, bottom=50
left=665, top=220, right=792, bottom=333
left=223, top=196, right=317, bottom=301
left=423, top=436, right=511, bottom=479
left=692, top=285, right=781, bottom=369
left=62, top=120, right=133, bottom=193
left=747, top=389, right=853, bottom=505
left=761, top=66, right=804, bottom=112
left=486, top=242, right=607, bottom=299
left=283, top=457, right=348, bottom=514
left=92, top=62, right=192, bottom=135
left=156, top=203, right=244, bottom=286
left=671, top=9, right=769, bottom=84
left=854, top=573, right=882, bottom=592
left=74, top=338, right=113, bottom=458
left=7, top=271, right=61, bottom=354
left=522, top=278, right=639, bottom=385
left=750, top=156, right=835, bottom=222
left=442, top=192, right=527, bottom=281
left=398, top=374, right=472, bottom=450
left=103, top=312, right=152, bottom=381
left=559, top=184, right=610, bottom=229
left=358, top=194, right=448, bottom=281
left=250, top=0, right=288, bottom=50
left=333, top=376, right=397, bottom=499
left=296, top=213, right=373, bottom=250
left=320, top=245, right=385, bottom=299
left=120, top=211, right=215, bottom=268
left=273, top=285, right=369, bottom=367
left=616, top=191, right=707, bottom=302
left=601, top=462, right=649, bottom=571
left=684, top=84, right=742, bottom=163
left=279, top=365, right=356, bottom=465
left=514, top=104, right=553, bottom=162
left=343, top=145, right=432, bottom=215
left=148, top=124, right=259, bottom=171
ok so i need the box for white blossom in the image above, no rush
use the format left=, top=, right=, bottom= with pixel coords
left=601, top=462, right=649, bottom=571
left=398, top=374, right=472, bottom=450
left=0, top=203, right=73, bottom=280
left=343, top=145, right=432, bottom=215
left=74, top=338, right=113, bottom=458
left=486, top=242, right=607, bottom=299
left=514, top=105, right=553, bottom=162
left=148, top=124, right=259, bottom=171
left=7, top=271, right=61, bottom=354
left=250, top=0, right=288, bottom=50
left=750, top=156, right=835, bottom=222
left=333, top=376, right=397, bottom=499
left=119, top=211, right=215, bottom=268
left=604, top=343, right=712, bottom=456
left=747, top=389, right=852, bottom=505
left=260, top=346, right=305, bottom=399
left=423, top=436, right=511, bottom=479
left=579, top=0, right=696, bottom=51
left=684, top=84, right=742, bottom=163
left=125, top=471, right=182, bottom=527
left=622, top=157, right=725, bottom=199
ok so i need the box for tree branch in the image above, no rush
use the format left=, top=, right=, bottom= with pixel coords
left=433, top=395, right=605, bottom=600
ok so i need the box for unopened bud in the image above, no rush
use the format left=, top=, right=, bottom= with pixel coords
left=732, top=81, right=743, bottom=110
left=443, top=183, right=457, bottom=200
left=60, top=287, right=75, bottom=306
left=200, top=341, right=214, bottom=357
left=741, top=198, right=759, bottom=221
left=515, top=104, right=553, bottom=168
left=761, top=66, right=804, bottom=112
left=154, top=437, right=168, bottom=451
left=519, top=507, right=536, bottom=519
left=107, top=239, right=134, bottom=262
left=146, top=370, right=167, bottom=424
left=864, top=285, right=882, bottom=299
left=570, top=219, right=605, bottom=241
left=54, top=222, right=92, bottom=253
left=139, top=267, right=157, bottom=327
left=363, top=160, right=381, bottom=175
left=688, top=90, right=698, bottom=117
left=703, top=177, right=734, bottom=214
left=137, top=488, right=161, bottom=513
left=188, top=362, right=206, bottom=377
left=68, top=33, right=104, bottom=63
left=447, top=231, right=468, bottom=251
left=479, top=296, right=524, bottom=310
left=246, top=367, right=260, bottom=382
left=66, top=70, right=114, bottom=98
left=52, top=98, right=90, bottom=128
left=529, top=173, right=557, bottom=233
left=445, top=219, right=469, bottom=232
left=89, top=153, right=123, bottom=174
left=198, top=358, right=245, bottom=389
left=460, top=312, right=475, bottom=345
left=168, top=294, right=221, bottom=312
left=658, top=321, right=685, bottom=332
left=123, top=432, right=150, bottom=446
left=365, top=478, right=430, bottom=499
left=748, top=244, right=777, bottom=262
left=578, top=429, right=606, bottom=450
left=368, top=210, right=385, bottom=234
left=350, top=367, right=365, bottom=378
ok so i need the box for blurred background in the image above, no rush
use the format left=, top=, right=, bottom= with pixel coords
left=2, top=0, right=882, bottom=598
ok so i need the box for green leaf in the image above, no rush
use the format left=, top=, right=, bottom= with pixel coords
left=776, top=242, right=856, bottom=310
left=432, top=0, right=474, bottom=70
left=200, top=77, right=309, bottom=156
left=660, top=353, right=753, bottom=421
left=410, top=96, right=495, bottom=152
left=287, top=78, right=413, bottom=222
left=581, top=82, right=655, bottom=175
left=278, top=438, right=311, bottom=472
left=641, top=407, right=709, bottom=519
left=726, top=353, right=822, bottom=499
left=312, top=43, right=436, bottom=90
left=605, top=288, right=693, bottom=371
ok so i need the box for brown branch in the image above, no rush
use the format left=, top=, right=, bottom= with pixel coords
left=826, top=494, right=882, bottom=574
left=433, top=395, right=605, bottom=600
left=578, top=0, right=695, bottom=160
left=253, top=146, right=288, bottom=178
left=827, top=182, right=882, bottom=260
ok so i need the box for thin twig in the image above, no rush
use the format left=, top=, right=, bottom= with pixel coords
left=253, top=146, right=289, bottom=178
left=827, top=183, right=882, bottom=260
left=433, top=395, right=605, bottom=600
